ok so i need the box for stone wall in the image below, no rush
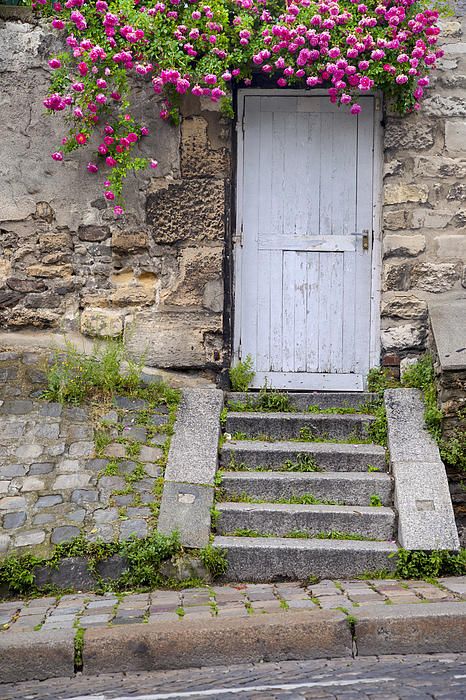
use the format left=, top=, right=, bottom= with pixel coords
left=381, top=9, right=466, bottom=367
left=0, top=7, right=465, bottom=375
left=0, top=10, right=231, bottom=371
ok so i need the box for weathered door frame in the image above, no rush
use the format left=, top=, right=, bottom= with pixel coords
left=232, top=88, right=384, bottom=390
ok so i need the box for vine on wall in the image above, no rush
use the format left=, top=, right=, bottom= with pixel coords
left=36, top=0, right=443, bottom=213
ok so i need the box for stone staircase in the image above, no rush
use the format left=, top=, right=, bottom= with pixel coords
left=213, top=392, right=398, bottom=581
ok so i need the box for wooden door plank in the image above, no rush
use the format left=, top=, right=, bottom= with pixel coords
left=282, top=250, right=295, bottom=372
left=253, top=371, right=364, bottom=391
left=305, top=251, right=320, bottom=372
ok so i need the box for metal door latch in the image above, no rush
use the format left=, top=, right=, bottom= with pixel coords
left=351, top=230, right=370, bottom=251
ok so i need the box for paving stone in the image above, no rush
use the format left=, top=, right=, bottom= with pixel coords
left=34, top=423, right=60, bottom=440
left=0, top=480, right=9, bottom=494
left=0, top=534, right=11, bottom=552
left=67, top=508, right=86, bottom=522
left=148, top=433, right=167, bottom=446
left=148, top=612, right=180, bottom=622
left=68, top=441, right=95, bottom=458
left=51, top=526, right=80, bottom=544
left=33, top=513, right=55, bottom=525
left=132, top=478, right=155, bottom=492
left=20, top=476, right=46, bottom=492
left=86, top=458, right=109, bottom=472
left=71, top=489, right=99, bottom=504
left=35, top=494, right=63, bottom=508
left=101, top=410, right=119, bottom=423
left=88, top=524, right=114, bottom=542
left=45, top=442, right=66, bottom=456
left=87, top=599, right=118, bottom=609
left=29, top=462, right=54, bottom=475
left=114, top=396, right=147, bottom=410
left=139, top=445, right=163, bottom=463
left=126, top=507, right=152, bottom=518
left=119, top=460, right=139, bottom=475
left=94, top=507, right=119, bottom=524
left=65, top=424, right=94, bottom=441
left=53, top=473, right=91, bottom=490
left=0, top=496, right=26, bottom=511
left=122, top=427, right=147, bottom=442
left=287, top=599, right=318, bottom=609
left=56, top=459, right=82, bottom=473
left=104, top=443, right=127, bottom=459
left=138, top=491, right=157, bottom=504
left=1, top=400, right=33, bottom=415
left=113, top=494, right=134, bottom=506
left=79, top=614, right=112, bottom=627
left=150, top=413, right=169, bottom=426
left=15, top=444, right=44, bottom=461
left=3, top=511, right=27, bottom=529
left=0, top=463, right=27, bottom=478
left=63, top=406, right=88, bottom=422
left=39, top=403, right=62, bottom=417
left=119, top=519, right=148, bottom=539
left=14, top=530, right=46, bottom=547
left=144, top=463, right=163, bottom=478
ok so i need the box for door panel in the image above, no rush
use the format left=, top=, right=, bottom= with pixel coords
left=236, top=93, right=376, bottom=391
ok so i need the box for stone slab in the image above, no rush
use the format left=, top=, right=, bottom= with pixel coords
left=220, top=470, right=393, bottom=506
left=214, top=536, right=397, bottom=581
left=355, top=602, right=466, bottom=656
left=0, top=630, right=75, bottom=683
left=226, top=413, right=374, bottom=440
left=157, top=481, right=214, bottom=548
left=227, top=392, right=377, bottom=410
left=164, top=388, right=223, bottom=485
left=82, top=609, right=352, bottom=674
left=221, top=440, right=387, bottom=472
left=385, top=389, right=460, bottom=550
left=429, top=295, right=466, bottom=371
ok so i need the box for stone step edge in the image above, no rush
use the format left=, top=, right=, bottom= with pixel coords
left=227, top=411, right=376, bottom=421
left=2, top=602, right=465, bottom=684
left=226, top=391, right=377, bottom=410
left=216, top=502, right=395, bottom=516
left=221, top=440, right=386, bottom=453
left=220, top=471, right=392, bottom=483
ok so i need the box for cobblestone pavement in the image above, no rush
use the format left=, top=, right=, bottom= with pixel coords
left=1, top=577, right=465, bottom=634
left=0, top=350, right=174, bottom=557
left=2, top=653, right=466, bottom=699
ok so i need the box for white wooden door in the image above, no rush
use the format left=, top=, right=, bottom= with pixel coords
left=234, top=92, right=380, bottom=391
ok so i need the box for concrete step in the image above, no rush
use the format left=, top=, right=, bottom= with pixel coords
left=213, top=536, right=398, bottom=581
left=225, top=412, right=375, bottom=441
left=216, top=502, right=396, bottom=540
left=220, top=440, right=387, bottom=472
left=227, top=392, right=376, bottom=411
left=220, top=471, right=393, bottom=507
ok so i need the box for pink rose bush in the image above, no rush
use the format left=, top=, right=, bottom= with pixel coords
left=37, top=0, right=442, bottom=215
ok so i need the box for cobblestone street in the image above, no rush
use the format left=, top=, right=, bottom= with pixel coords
left=2, top=653, right=466, bottom=699
left=1, top=577, right=465, bottom=634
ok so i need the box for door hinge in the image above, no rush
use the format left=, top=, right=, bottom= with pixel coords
left=234, top=222, right=244, bottom=247
left=237, top=341, right=242, bottom=361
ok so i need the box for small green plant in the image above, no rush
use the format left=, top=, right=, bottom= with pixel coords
left=199, top=544, right=228, bottom=577
left=219, top=407, right=228, bottom=427
left=369, top=494, right=383, bottom=507
left=282, top=453, right=322, bottom=472
left=367, top=402, right=388, bottom=447
left=255, top=385, right=292, bottom=412
left=74, top=627, right=85, bottom=670
left=367, top=465, right=381, bottom=473
left=394, top=548, right=466, bottom=579
left=401, top=354, right=442, bottom=440
left=229, top=355, right=255, bottom=392
left=367, top=367, right=399, bottom=398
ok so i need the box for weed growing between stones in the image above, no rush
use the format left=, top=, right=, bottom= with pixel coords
left=215, top=489, right=339, bottom=506
left=393, top=548, right=466, bottom=579
left=228, top=355, right=255, bottom=392
left=228, top=529, right=380, bottom=541
left=0, top=532, right=228, bottom=598
left=369, top=355, right=466, bottom=471
left=369, top=494, right=383, bottom=507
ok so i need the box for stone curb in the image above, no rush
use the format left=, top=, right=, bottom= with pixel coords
left=157, top=388, right=223, bottom=547
left=385, top=388, right=460, bottom=550
left=2, top=602, right=466, bottom=684
left=0, top=629, right=75, bottom=684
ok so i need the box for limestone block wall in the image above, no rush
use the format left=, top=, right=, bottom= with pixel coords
left=381, top=9, right=466, bottom=365
left=0, top=7, right=465, bottom=374
left=0, top=11, right=231, bottom=371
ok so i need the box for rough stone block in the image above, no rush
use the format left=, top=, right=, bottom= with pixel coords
left=430, top=296, right=466, bottom=371
left=384, top=183, right=428, bottom=205
left=146, top=178, right=225, bottom=243
left=124, top=310, right=222, bottom=367
left=35, top=494, right=63, bottom=508
left=111, top=230, right=149, bottom=252
left=53, top=473, right=91, bottom=490
left=119, top=518, right=148, bottom=540
left=15, top=530, right=46, bottom=547
left=3, top=511, right=27, bottom=529
left=384, top=120, right=434, bottom=150
left=33, top=557, right=96, bottom=591
left=445, top=121, right=466, bottom=152
left=80, top=308, right=124, bottom=338
left=181, top=115, right=230, bottom=178
left=383, top=234, right=425, bottom=258
left=381, top=295, right=427, bottom=321
left=381, top=324, right=426, bottom=352
left=411, top=262, right=460, bottom=292
left=434, top=235, right=466, bottom=260
left=424, top=96, right=466, bottom=117
left=51, top=525, right=81, bottom=544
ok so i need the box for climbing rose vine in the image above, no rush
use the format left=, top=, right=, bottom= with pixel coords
left=37, top=0, right=443, bottom=216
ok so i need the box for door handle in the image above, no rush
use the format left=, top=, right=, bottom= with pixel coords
left=350, top=230, right=370, bottom=251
